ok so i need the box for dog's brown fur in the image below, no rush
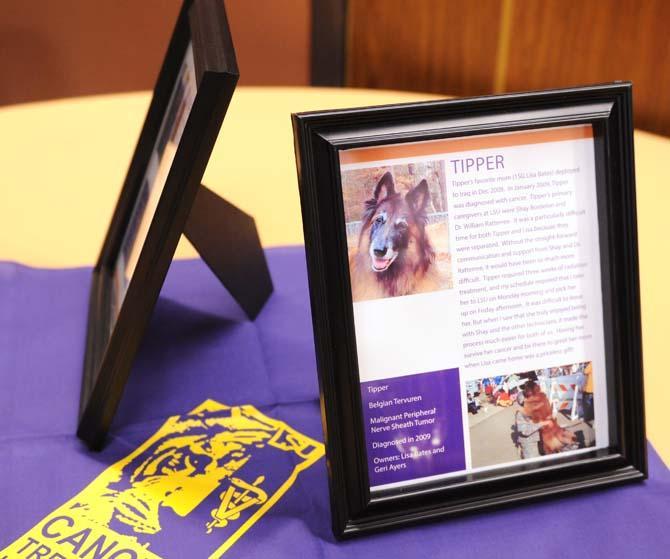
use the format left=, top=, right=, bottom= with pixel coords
left=349, top=172, right=443, bottom=302
left=523, top=382, right=577, bottom=454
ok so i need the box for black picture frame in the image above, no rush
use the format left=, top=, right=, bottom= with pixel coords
left=77, top=0, right=272, bottom=450
left=292, top=83, right=646, bottom=538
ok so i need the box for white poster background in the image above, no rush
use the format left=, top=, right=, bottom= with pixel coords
left=342, top=125, right=609, bottom=489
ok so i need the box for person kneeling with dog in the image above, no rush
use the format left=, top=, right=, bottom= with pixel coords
left=515, top=380, right=578, bottom=458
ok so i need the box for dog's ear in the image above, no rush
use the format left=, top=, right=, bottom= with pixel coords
left=406, top=179, right=430, bottom=215
left=373, top=171, right=395, bottom=201
left=363, top=172, right=395, bottom=222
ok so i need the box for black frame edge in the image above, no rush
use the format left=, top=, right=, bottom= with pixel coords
left=292, top=81, right=647, bottom=538
left=78, top=0, right=240, bottom=449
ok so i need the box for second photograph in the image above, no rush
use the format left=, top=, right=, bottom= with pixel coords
left=467, top=362, right=596, bottom=468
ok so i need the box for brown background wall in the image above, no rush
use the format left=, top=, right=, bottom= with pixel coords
left=0, top=0, right=310, bottom=106
left=346, top=0, right=670, bottom=136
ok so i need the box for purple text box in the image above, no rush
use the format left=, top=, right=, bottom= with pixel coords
left=360, top=368, right=465, bottom=488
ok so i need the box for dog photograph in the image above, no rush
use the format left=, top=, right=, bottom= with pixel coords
left=341, top=161, right=453, bottom=302
left=467, top=362, right=596, bottom=468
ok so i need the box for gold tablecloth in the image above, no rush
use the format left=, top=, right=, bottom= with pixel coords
left=1, top=87, right=667, bottom=463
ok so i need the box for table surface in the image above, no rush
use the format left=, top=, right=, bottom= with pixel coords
left=0, top=86, right=668, bottom=466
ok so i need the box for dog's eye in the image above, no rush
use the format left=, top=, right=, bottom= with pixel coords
left=396, top=221, right=408, bottom=230
left=375, top=215, right=385, bottom=224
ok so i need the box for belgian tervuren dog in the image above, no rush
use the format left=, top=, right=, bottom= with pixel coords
left=349, top=171, right=443, bottom=301
left=522, top=381, right=577, bottom=454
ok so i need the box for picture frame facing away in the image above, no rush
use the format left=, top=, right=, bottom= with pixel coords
left=78, top=0, right=272, bottom=450
left=292, top=83, right=646, bottom=538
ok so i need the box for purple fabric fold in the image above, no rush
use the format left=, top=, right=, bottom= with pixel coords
left=0, top=247, right=667, bottom=558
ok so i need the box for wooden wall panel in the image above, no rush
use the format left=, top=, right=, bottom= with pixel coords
left=504, top=0, right=670, bottom=135
left=346, top=0, right=670, bottom=136
left=346, top=0, right=503, bottom=96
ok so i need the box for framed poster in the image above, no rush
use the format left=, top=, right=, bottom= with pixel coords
left=292, top=83, right=646, bottom=537
left=78, top=0, right=272, bottom=450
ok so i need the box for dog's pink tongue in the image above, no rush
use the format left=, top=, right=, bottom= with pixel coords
left=373, top=257, right=389, bottom=270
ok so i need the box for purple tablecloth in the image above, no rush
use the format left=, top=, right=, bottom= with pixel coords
left=1, top=247, right=668, bottom=558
